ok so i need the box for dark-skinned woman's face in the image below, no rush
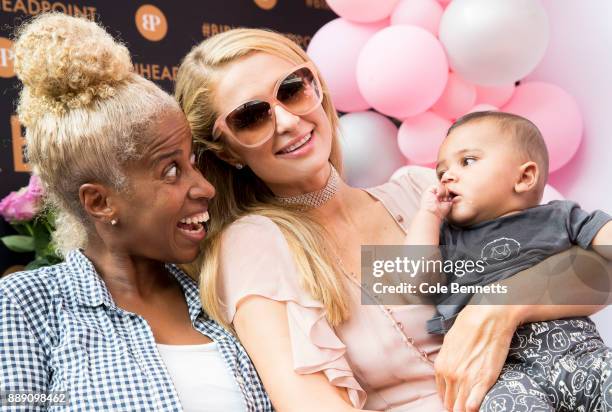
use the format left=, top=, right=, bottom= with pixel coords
left=111, top=110, right=215, bottom=263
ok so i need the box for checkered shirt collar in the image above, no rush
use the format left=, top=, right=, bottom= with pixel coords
left=63, top=250, right=205, bottom=322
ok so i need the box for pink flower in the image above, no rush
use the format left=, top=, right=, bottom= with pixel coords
left=27, top=175, right=44, bottom=197
left=0, top=175, right=45, bottom=222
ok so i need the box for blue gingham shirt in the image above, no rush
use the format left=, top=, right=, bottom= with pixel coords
left=0, top=250, right=273, bottom=411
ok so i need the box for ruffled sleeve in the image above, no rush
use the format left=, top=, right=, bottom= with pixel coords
left=218, top=215, right=366, bottom=408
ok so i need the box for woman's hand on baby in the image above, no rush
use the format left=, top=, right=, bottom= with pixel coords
left=420, top=184, right=453, bottom=220
left=434, top=305, right=519, bottom=412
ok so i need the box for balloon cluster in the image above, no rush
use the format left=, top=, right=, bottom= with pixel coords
left=308, top=0, right=583, bottom=190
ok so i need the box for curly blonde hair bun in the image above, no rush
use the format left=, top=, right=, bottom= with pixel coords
left=14, top=13, right=132, bottom=126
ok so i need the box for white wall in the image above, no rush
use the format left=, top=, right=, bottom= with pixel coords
left=525, top=0, right=612, bottom=343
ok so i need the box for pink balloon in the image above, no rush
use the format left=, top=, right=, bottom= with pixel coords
left=327, top=0, right=400, bottom=23
left=357, top=26, right=448, bottom=118
left=438, top=0, right=452, bottom=5
left=391, top=0, right=443, bottom=36
left=475, top=84, right=515, bottom=107
left=540, top=184, right=564, bottom=204
left=502, top=82, right=583, bottom=172
left=308, top=18, right=387, bottom=112
left=397, top=111, right=452, bottom=164
left=467, top=103, right=498, bottom=114
left=431, top=72, right=477, bottom=120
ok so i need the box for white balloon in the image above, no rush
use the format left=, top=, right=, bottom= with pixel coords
left=439, top=0, right=549, bottom=86
left=339, top=111, right=406, bottom=188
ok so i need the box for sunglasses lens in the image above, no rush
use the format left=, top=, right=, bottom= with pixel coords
left=225, top=100, right=274, bottom=146
left=277, top=67, right=322, bottom=114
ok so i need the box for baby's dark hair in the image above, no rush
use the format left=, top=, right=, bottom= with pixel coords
left=448, top=111, right=549, bottom=199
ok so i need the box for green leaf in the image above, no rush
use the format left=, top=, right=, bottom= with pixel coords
left=25, top=257, right=51, bottom=270
left=44, top=210, right=57, bottom=228
left=46, top=255, right=63, bottom=266
left=32, top=221, right=52, bottom=256
left=40, top=241, right=56, bottom=257
left=1, top=235, right=35, bottom=252
left=12, top=224, right=30, bottom=236
left=39, top=242, right=61, bottom=264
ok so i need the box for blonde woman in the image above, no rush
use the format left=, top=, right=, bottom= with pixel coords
left=0, top=15, right=271, bottom=411
left=176, top=29, right=605, bottom=412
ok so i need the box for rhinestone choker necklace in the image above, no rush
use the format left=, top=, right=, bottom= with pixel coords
left=276, top=164, right=340, bottom=210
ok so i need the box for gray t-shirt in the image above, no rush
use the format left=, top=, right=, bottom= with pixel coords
left=427, top=200, right=611, bottom=334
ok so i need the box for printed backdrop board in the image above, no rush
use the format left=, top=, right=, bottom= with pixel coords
left=0, top=0, right=336, bottom=272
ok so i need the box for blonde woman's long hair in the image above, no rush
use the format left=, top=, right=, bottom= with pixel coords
left=13, top=13, right=179, bottom=255
left=175, top=28, right=351, bottom=330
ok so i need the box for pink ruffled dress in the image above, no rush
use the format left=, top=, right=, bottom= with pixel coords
left=218, top=170, right=446, bottom=411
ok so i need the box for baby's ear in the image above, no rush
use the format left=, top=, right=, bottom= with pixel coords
left=514, top=161, right=539, bottom=194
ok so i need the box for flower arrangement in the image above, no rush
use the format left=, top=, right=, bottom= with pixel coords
left=0, top=175, right=62, bottom=270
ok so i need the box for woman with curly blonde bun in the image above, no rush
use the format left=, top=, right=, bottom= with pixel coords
left=176, top=28, right=608, bottom=412
left=0, top=14, right=271, bottom=411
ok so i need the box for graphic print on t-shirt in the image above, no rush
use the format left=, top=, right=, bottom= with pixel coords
left=480, top=237, right=521, bottom=265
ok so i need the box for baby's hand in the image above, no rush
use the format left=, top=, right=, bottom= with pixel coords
left=420, top=184, right=452, bottom=220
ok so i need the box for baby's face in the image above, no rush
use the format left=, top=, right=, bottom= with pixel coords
left=436, top=120, right=524, bottom=226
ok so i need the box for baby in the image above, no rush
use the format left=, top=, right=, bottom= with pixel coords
left=406, top=111, right=612, bottom=411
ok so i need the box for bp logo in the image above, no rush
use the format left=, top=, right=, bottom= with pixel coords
left=254, top=0, right=277, bottom=10
left=480, top=237, right=521, bottom=264
left=0, top=37, right=15, bottom=78
left=135, top=5, right=168, bottom=42
left=11, top=116, right=30, bottom=172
